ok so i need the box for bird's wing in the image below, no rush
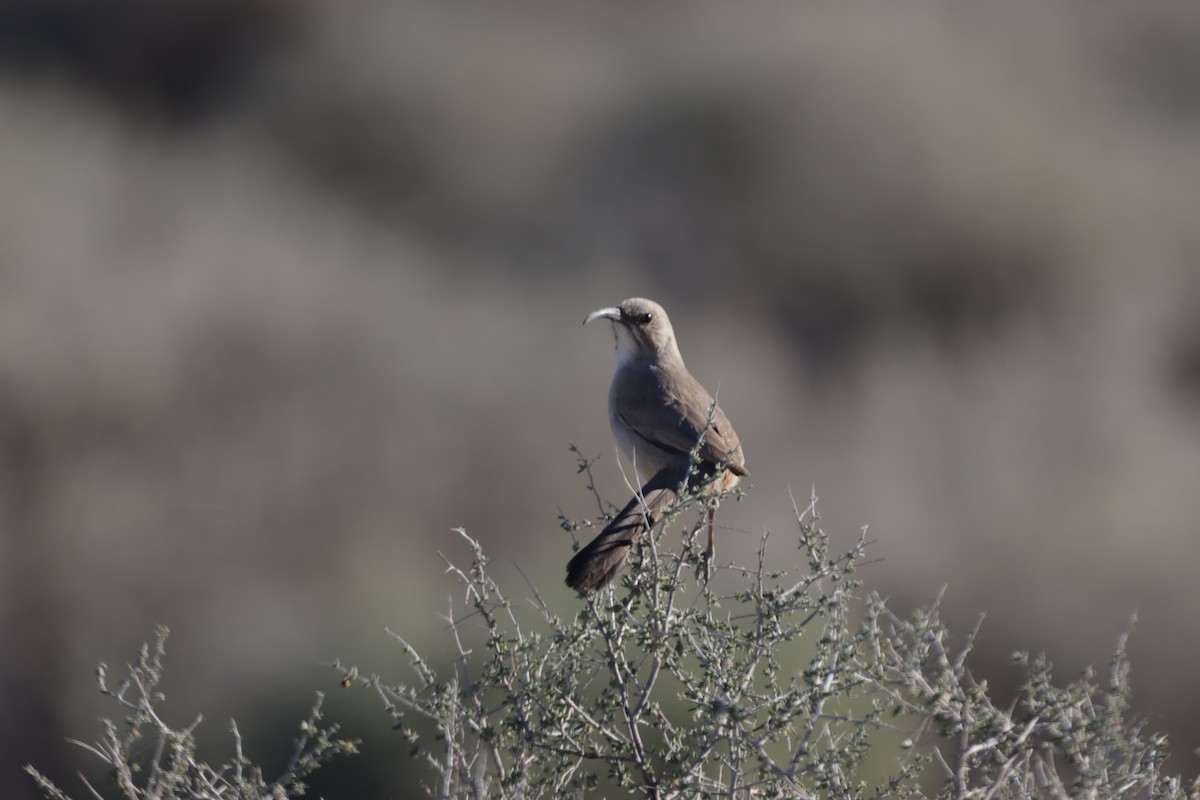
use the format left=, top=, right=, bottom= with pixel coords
left=613, top=363, right=747, bottom=476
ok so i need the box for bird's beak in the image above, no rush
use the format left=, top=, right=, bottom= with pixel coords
left=583, top=306, right=622, bottom=326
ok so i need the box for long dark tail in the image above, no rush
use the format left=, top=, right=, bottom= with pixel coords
left=565, top=470, right=680, bottom=592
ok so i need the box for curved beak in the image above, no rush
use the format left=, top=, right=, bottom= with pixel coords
left=583, top=306, right=622, bottom=326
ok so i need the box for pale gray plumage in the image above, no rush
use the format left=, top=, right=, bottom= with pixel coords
left=567, top=298, right=747, bottom=591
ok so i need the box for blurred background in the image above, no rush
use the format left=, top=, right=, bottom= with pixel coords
left=3, top=1, right=1200, bottom=796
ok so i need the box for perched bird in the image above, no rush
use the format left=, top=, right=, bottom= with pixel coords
left=567, top=298, right=747, bottom=591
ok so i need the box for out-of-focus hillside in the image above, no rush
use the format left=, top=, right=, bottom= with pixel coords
left=3, top=2, right=1200, bottom=796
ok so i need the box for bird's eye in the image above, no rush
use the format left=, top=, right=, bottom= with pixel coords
left=638, top=313, right=653, bottom=325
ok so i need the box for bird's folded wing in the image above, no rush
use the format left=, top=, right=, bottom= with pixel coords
left=614, top=370, right=746, bottom=475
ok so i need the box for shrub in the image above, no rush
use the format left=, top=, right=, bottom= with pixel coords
left=330, top=456, right=1199, bottom=799
left=25, top=627, right=357, bottom=800
left=30, top=462, right=1200, bottom=798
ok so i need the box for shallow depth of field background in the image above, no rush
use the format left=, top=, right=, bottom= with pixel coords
left=3, top=2, right=1200, bottom=796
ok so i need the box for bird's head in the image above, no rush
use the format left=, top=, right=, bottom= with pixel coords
left=584, top=297, right=681, bottom=365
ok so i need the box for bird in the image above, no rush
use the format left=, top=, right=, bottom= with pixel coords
left=566, top=297, right=747, bottom=592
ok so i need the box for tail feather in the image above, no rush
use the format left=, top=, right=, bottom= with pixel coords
left=565, top=471, right=680, bottom=591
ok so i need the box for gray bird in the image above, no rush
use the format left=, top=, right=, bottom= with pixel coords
left=567, top=298, right=748, bottom=591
